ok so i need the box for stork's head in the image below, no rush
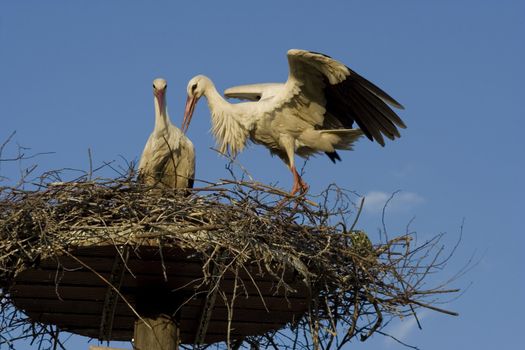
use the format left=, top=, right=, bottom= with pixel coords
left=182, top=75, right=209, bottom=133
left=153, top=78, right=167, bottom=111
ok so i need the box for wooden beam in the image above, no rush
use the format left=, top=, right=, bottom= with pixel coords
left=134, top=315, right=179, bottom=350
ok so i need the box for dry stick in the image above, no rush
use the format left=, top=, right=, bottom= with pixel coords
left=266, top=335, right=280, bottom=350
left=339, top=275, right=361, bottom=349
left=162, top=134, right=190, bottom=188
left=134, top=224, right=220, bottom=239
left=381, top=190, right=400, bottom=247
left=308, top=297, right=321, bottom=350
left=241, top=265, right=269, bottom=313
left=0, top=138, right=54, bottom=164
left=374, top=235, right=413, bottom=256
left=375, top=330, right=421, bottom=350
left=412, top=288, right=460, bottom=295
left=226, top=266, right=240, bottom=350
left=107, top=230, right=137, bottom=280
left=185, top=186, right=231, bottom=192
left=157, top=238, right=169, bottom=282
left=194, top=250, right=225, bottom=345
left=231, top=338, right=245, bottom=350
left=409, top=300, right=459, bottom=316
left=220, top=179, right=319, bottom=207
left=200, top=245, right=222, bottom=279
left=212, top=147, right=255, bottom=183
left=360, top=299, right=382, bottom=341
left=52, top=260, right=65, bottom=302
left=349, top=197, right=365, bottom=232
left=50, top=324, right=65, bottom=350
left=58, top=248, right=149, bottom=329
left=291, top=322, right=300, bottom=350
left=0, top=131, right=16, bottom=163
left=99, top=246, right=129, bottom=340
left=196, top=245, right=251, bottom=347
left=388, top=247, right=423, bottom=330
left=323, top=293, right=337, bottom=350
left=87, top=148, right=93, bottom=181
left=350, top=287, right=361, bottom=336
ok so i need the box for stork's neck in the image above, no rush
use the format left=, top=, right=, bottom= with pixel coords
left=154, top=96, right=170, bottom=133
left=202, top=80, right=249, bottom=156
left=202, top=81, right=231, bottom=113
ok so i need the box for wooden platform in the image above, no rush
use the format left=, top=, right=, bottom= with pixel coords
left=9, top=245, right=310, bottom=344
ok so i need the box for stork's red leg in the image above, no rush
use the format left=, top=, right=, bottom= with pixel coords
left=299, top=175, right=309, bottom=194
left=281, top=139, right=309, bottom=197
left=290, top=167, right=301, bottom=196
left=290, top=166, right=309, bottom=196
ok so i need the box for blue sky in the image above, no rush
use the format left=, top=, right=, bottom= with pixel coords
left=1, top=1, right=524, bottom=349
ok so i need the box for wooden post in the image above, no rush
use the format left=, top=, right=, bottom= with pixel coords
left=133, top=315, right=179, bottom=350
left=133, top=286, right=182, bottom=350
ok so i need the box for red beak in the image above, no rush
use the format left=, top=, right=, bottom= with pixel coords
left=154, top=88, right=165, bottom=111
left=182, top=95, right=198, bottom=133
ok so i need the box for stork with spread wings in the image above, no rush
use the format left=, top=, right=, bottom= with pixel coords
left=182, top=50, right=405, bottom=195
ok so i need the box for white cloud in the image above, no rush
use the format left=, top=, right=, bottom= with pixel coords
left=361, top=191, right=425, bottom=214
left=384, top=310, right=429, bottom=347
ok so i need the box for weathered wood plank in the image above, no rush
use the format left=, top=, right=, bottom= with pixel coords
left=11, top=275, right=308, bottom=301
left=14, top=298, right=306, bottom=319
left=67, top=318, right=286, bottom=343
left=11, top=245, right=309, bottom=344
left=134, top=315, right=179, bottom=350
left=36, top=257, right=294, bottom=281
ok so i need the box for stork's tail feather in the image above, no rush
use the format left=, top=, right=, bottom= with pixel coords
left=325, top=151, right=341, bottom=163
left=320, top=128, right=364, bottom=150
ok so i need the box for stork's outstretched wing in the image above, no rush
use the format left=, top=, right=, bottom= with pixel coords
left=283, top=49, right=406, bottom=146
left=224, top=83, right=284, bottom=101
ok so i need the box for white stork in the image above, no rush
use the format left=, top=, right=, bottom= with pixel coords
left=138, top=78, right=195, bottom=189
left=182, top=49, right=406, bottom=195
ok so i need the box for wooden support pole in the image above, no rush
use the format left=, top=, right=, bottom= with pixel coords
left=133, top=315, right=179, bottom=350
left=133, top=286, right=183, bottom=350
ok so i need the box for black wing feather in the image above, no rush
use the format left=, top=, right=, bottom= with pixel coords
left=352, top=83, right=406, bottom=131
left=349, top=68, right=405, bottom=110
left=350, top=85, right=399, bottom=139
left=345, top=90, right=387, bottom=146
left=323, top=67, right=406, bottom=146
left=325, top=151, right=341, bottom=163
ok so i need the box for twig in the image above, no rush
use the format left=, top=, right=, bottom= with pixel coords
left=58, top=248, right=150, bottom=329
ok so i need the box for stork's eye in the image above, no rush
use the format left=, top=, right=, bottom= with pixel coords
left=191, top=84, right=197, bottom=92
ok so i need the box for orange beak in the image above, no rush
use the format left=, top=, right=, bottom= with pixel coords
left=182, top=95, right=198, bottom=133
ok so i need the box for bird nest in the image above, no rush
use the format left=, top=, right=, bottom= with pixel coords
left=0, top=169, right=460, bottom=350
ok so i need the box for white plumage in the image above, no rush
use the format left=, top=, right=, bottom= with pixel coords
left=182, top=50, right=406, bottom=194
left=138, top=78, right=195, bottom=189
